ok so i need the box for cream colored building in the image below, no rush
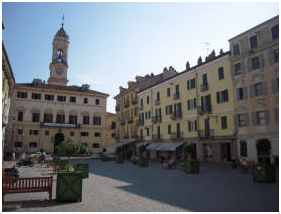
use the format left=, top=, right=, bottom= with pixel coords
left=229, top=15, right=279, bottom=164
left=105, top=112, right=117, bottom=148
left=6, top=24, right=116, bottom=154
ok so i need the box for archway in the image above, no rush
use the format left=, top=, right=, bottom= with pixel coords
left=256, top=138, right=271, bottom=164
left=54, top=133, right=65, bottom=153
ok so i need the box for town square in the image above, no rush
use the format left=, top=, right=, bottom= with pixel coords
left=2, top=2, right=279, bottom=212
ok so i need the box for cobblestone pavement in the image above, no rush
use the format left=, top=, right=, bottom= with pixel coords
left=2, top=160, right=279, bottom=212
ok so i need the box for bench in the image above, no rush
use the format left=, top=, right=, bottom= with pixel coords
left=2, top=176, right=53, bottom=202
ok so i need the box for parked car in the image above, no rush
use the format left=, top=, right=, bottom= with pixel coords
left=91, top=153, right=101, bottom=159
left=107, top=153, right=117, bottom=161
left=16, top=157, right=34, bottom=167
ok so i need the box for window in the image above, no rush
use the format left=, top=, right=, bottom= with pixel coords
left=146, top=128, right=149, bottom=136
left=146, top=96, right=149, bottom=104
left=272, top=78, right=279, bottom=94
left=187, top=78, right=196, bottom=90
left=271, top=25, right=279, bottom=40
left=70, top=131, right=75, bottom=136
left=221, top=116, right=227, bottom=129
left=194, top=120, right=197, bottom=131
left=187, top=98, right=197, bottom=110
left=217, top=90, right=229, bottom=103
left=32, top=113, right=40, bottom=122
left=56, top=114, right=65, bottom=124
left=251, top=57, right=260, bottom=70
left=145, top=111, right=148, bottom=120
left=167, top=88, right=170, bottom=97
left=168, top=124, right=171, bottom=134
left=238, top=114, right=247, bottom=127
left=14, top=142, right=23, bottom=148
left=93, top=143, right=100, bottom=148
left=148, top=111, right=151, bottom=119
left=111, top=122, right=116, bottom=129
left=70, top=96, right=76, bottom=103
left=81, top=132, right=89, bottom=137
left=32, top=93, right=41, bottom=100
left=81, top=116, right=89, bottom=125
left=18, top=111, right=23, bottom=121
left=94, top=132, right=101, bottom=137
left=45, top=130, right=49, bottom=136
left=274, top=49, right=279, bottom=63
left=84, top=98, right=88, bottom=104
left=250, top=35, right=258, bottom=49
left=17, top=91, right=28, bottom=98
left=237, top=88, right=245, bottom=100
left=257, top=111, right=266, bottom=125
left=29, top=130, right=38, bottom=135
left=175, top=84, right=180, bottom=95
left=202, top=74, right=208, bottom=84
left=240, top=141, right=247, bottom=157
left=96, top=99, right=100, bottom=105
left=45, top=94, right=54, bottom=101
left=140, top=98, right=143, bottom=107
left=57, top=95, right=66, bottom=102
left=254, top=83, right=263, bottom=97
left=69, top=115, right=77, bottom=124
left=44, top=114, right=53, bottom=123
left=201, top=94, right=212, bottom=113
left=233, top=44, right=240, bottom=56
left=111, top=133, right=115, bottom=138
left=93, top=116, right=101, bottom=125
left=234, top=63, right=242, bottom=75
left=156, top=92, right=160, bottom=101
left=218, top=67, right=224, bottom=80
left=188, top=121, right=193, bottom=132
left=29, top=142, right=37, bottom=148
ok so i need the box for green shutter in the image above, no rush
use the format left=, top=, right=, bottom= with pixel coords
left=216, top=92, right=220, bottom=104
left=194, top=98, right=197, bottom=108
left=187, top=80, right=190, bottom=90
left=187, top=100, right=191, bottom=110
left=225, top=90, right=229, bottom=102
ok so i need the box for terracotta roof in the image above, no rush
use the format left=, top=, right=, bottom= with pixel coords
left=55, top=27, right=68, bottom=37
left=15, top=83, right=109, bottom=97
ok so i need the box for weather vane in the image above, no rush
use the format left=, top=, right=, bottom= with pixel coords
left=61, top=14, right=65, bottom=27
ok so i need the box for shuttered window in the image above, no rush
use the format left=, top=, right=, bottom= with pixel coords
left=272, top=78, right=279, bottom=94
left=250, top=35, right=258, bottom=49
left=218, top=67, right=224, bottom=80
left=257, top=111, right=266, bottom=125
left=251, top=57, right=260, bottom=70
left=271, top=25, right=279, bottom=40
left=233, top=44, right=240, bottom=56
left=240, top=141, right=247, bottom=157
left=221, top=116, right=227, bottom=129
left=167, top=88, right=170, bottom=97
left=168, top=124, right=171, bottom=134
left=234, top=63, right=242, bottom=75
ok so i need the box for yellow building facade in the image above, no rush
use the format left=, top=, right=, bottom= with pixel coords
left=138, top=51, right=236, bottom=162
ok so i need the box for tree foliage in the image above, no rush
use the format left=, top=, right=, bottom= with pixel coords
left=57, top=138, right=81, bottom=157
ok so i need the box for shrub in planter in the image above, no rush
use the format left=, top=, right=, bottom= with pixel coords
left=116, top=155, right=124, bottom=164
left=138, top=157, right=149, bottom=167
left=253, top=164, right=276, bottom=183
left=101, top=155, right=108, bottom=161
left=74, top=163, right=89, bottom=178
left=184, top=160, right=200, bottom=174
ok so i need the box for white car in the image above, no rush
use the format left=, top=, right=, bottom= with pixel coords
left=91, top=153, right=101, bottom=159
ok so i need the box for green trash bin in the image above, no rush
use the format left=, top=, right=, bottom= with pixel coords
left=56, top=171, right=83, bottom=202
left=74, top=163, right=89, bottom=178
left=58, top=159, right=70, bottom=171
left=253, top=164, right=276, bottom=183
left=184, top=160, right=200, bottom=173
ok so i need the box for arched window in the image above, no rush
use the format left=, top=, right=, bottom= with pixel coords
left=29, top=142, right=38, bottom=148
left=57, top=49, right=64, bottom=62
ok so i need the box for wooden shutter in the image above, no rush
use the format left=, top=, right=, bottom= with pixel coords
left=234, top=115, right=238, bottom=127
left=225, top=90, right=229, bottom=102
left=274, top=108, right=279, bottom=123
left=247, top=57, right=252, bottom=72
left=269, top=49, right=275, bottom=65
left=262, top=81, right=268, bottom=96
left=187, top=80, right=190, bottom=90
left=243, top=87, right=248, bottom=100
left=245, top=113, right=250, bottom=126
left=236, top=89, right=241, bottom=100
left=272, top=78, right=278, bottom=94
left=249, top=84, right=255, bottom=98
left=259, top=54, right=264, bottom=68
left=216, top=92, right=220, bottom=104
left=187, top=100, right=191, bottom=110
left=252, top=112, right=258, bottom=126
left=231, top=65, right=235, bottom=77
left=194, top=98, right=197, bottom=108
left=265, top=110, right=270, bottom=125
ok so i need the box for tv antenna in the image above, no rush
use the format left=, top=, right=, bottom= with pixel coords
left=204, top=42, right=210, bottom=55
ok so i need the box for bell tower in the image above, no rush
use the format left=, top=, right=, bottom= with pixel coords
left=48, top=19, right=69, bottom=86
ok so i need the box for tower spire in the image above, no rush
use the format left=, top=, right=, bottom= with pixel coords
left=61, top=14, right=65, bottom=28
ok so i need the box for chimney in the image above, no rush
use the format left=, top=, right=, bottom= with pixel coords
left=186, top=61, right=190, bottom=70
left=220, top=49, right=224, bottom=55
left=119, top=86, right=126, bottom=93
left=163, top=67, right=168, bottom=73
left=128, top=81, right=135, bottom=88
left=150, top=72, right=154, bottom=77
left=198, top=56, right=202, bottom=65
left=135, top=76, right=145, bottom=82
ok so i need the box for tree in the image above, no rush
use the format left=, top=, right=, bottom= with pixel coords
left=57, top=138, right=81, bottom=157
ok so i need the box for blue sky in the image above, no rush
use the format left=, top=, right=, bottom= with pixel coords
left=2, top=2, right=279, bottom=113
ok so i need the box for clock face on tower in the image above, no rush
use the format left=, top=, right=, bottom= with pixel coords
left=56, top=68, right=63, bottom=75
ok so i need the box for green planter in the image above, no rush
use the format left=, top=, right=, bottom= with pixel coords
left=53, top=157, right=61, bottom=164
left=138, top=157, right=149, bottom=167
left=116, top=156, right=124, bottom=164
left=184, top=160, right=200, bottom=173
left=56, top=171, right=83, bottom=202
left=58, top=159, right=70, bottom=170
left=101, top=155, right=108, bottom=161
left=74, top=163, right=89, bottom=178
left=253, top=164, right=276, bottom=183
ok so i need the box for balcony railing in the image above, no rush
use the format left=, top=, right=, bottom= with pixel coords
left=198, top=105, right=212, bottom=115
left=170, top=111, right=182, bottom=120
left=124, top=100, right=130, bottom=108
left=152, top=134, right=163, bottom=141
left=120, top=118, right=125, bottom=125
left=115, top=105, right=120, bottom=112
left=41, top=122, right=81, bottom=128
left=152, top=116, right=162, bottom=123
left=137, top=119, right=144, bottom=126
left=155, top=99, right=160, bottom=106
left=131, top=133, right=138, bottom=139
left=174, top=93, right=180, bottom=100
left=139, top=105, right=144, bottom=111
left=132, top=97, right=138, bottom=105
left=138, top=135, right=144, bottom=141
left=127, top=117, right=133, bottom=123
left=170, top=132, right=183, bottom=140
left=201, top=83, right=209, bottom=92
left=198, top=129, right=214, bottom=138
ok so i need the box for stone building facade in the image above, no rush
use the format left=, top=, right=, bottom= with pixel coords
left=229, top=15, right=279, bottom=164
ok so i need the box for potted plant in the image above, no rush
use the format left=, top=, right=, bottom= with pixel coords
left=138, top=145, right=149, bottom=167
left=116, top=147, right=124, bottom=164
left=184, top=144, right=199, bottom=173
left=101, top=148, right=108, bottom=161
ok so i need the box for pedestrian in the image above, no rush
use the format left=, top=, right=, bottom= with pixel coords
left=12, top=152, right=16, bottom=162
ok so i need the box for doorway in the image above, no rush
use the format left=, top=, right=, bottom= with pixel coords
left=54, top=133, right=65, bottom=153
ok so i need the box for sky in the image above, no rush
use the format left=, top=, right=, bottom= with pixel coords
left=2, top=2, right=279, bottom=113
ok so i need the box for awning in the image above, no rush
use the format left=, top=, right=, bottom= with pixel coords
left=137, top=142, right=150, bottom=148
left=146, top=143, right=163, bottom=151
left=156, top=142, right=185, bottom=151
left=115, top=140, right=136, bottom=148
left=105, top=140, right=136, bottom=153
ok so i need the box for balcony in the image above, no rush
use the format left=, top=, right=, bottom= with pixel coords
left=198, top=129, right=214, bottom=138
left=152, top=134, right=163, bottom=141
left=155, top=99, right=160, bottom=106
left=131, top=133, right=138, bottom=139
left=137, top=119, right=144, bottom=126
left=138, top=135, right=144, bottom=141
left=120, top=118, right=125, bottom=125
left=127, top=116, right=133, bottom=123
left=132, top=97, right=138, bottom=105
left=170, top=111, right=182, bottom=120
left=115, top=134, right=120, bottom=140
left=124, top=133, right=129, bottom=139
left=115, top=105, right=120, bottom=112
left=198, top=105, right=212, bottom=115
left=124, top=100, right=130, bottom=108
left=170, top=132, right=183, bottom=140
left=174, top=93, right=180, bottom=100
left=41, top=122, right=81, bottom=128
left=152, top=116, right=162, bottom=123
left=201, top=83, right=209, bottom=92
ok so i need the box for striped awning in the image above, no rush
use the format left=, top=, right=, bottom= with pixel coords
left=155, top=142, right=185, bottom=151
left=146, top=143, right=163, bottom=151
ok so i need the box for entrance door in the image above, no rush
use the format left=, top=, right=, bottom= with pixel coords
left=226, top=143, right=231, bottom=162
left=176, top=123, right=181, bottom=138
left=54, top=133, right=65, bottom=153
left=204, top=118, right=210, bottom=137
